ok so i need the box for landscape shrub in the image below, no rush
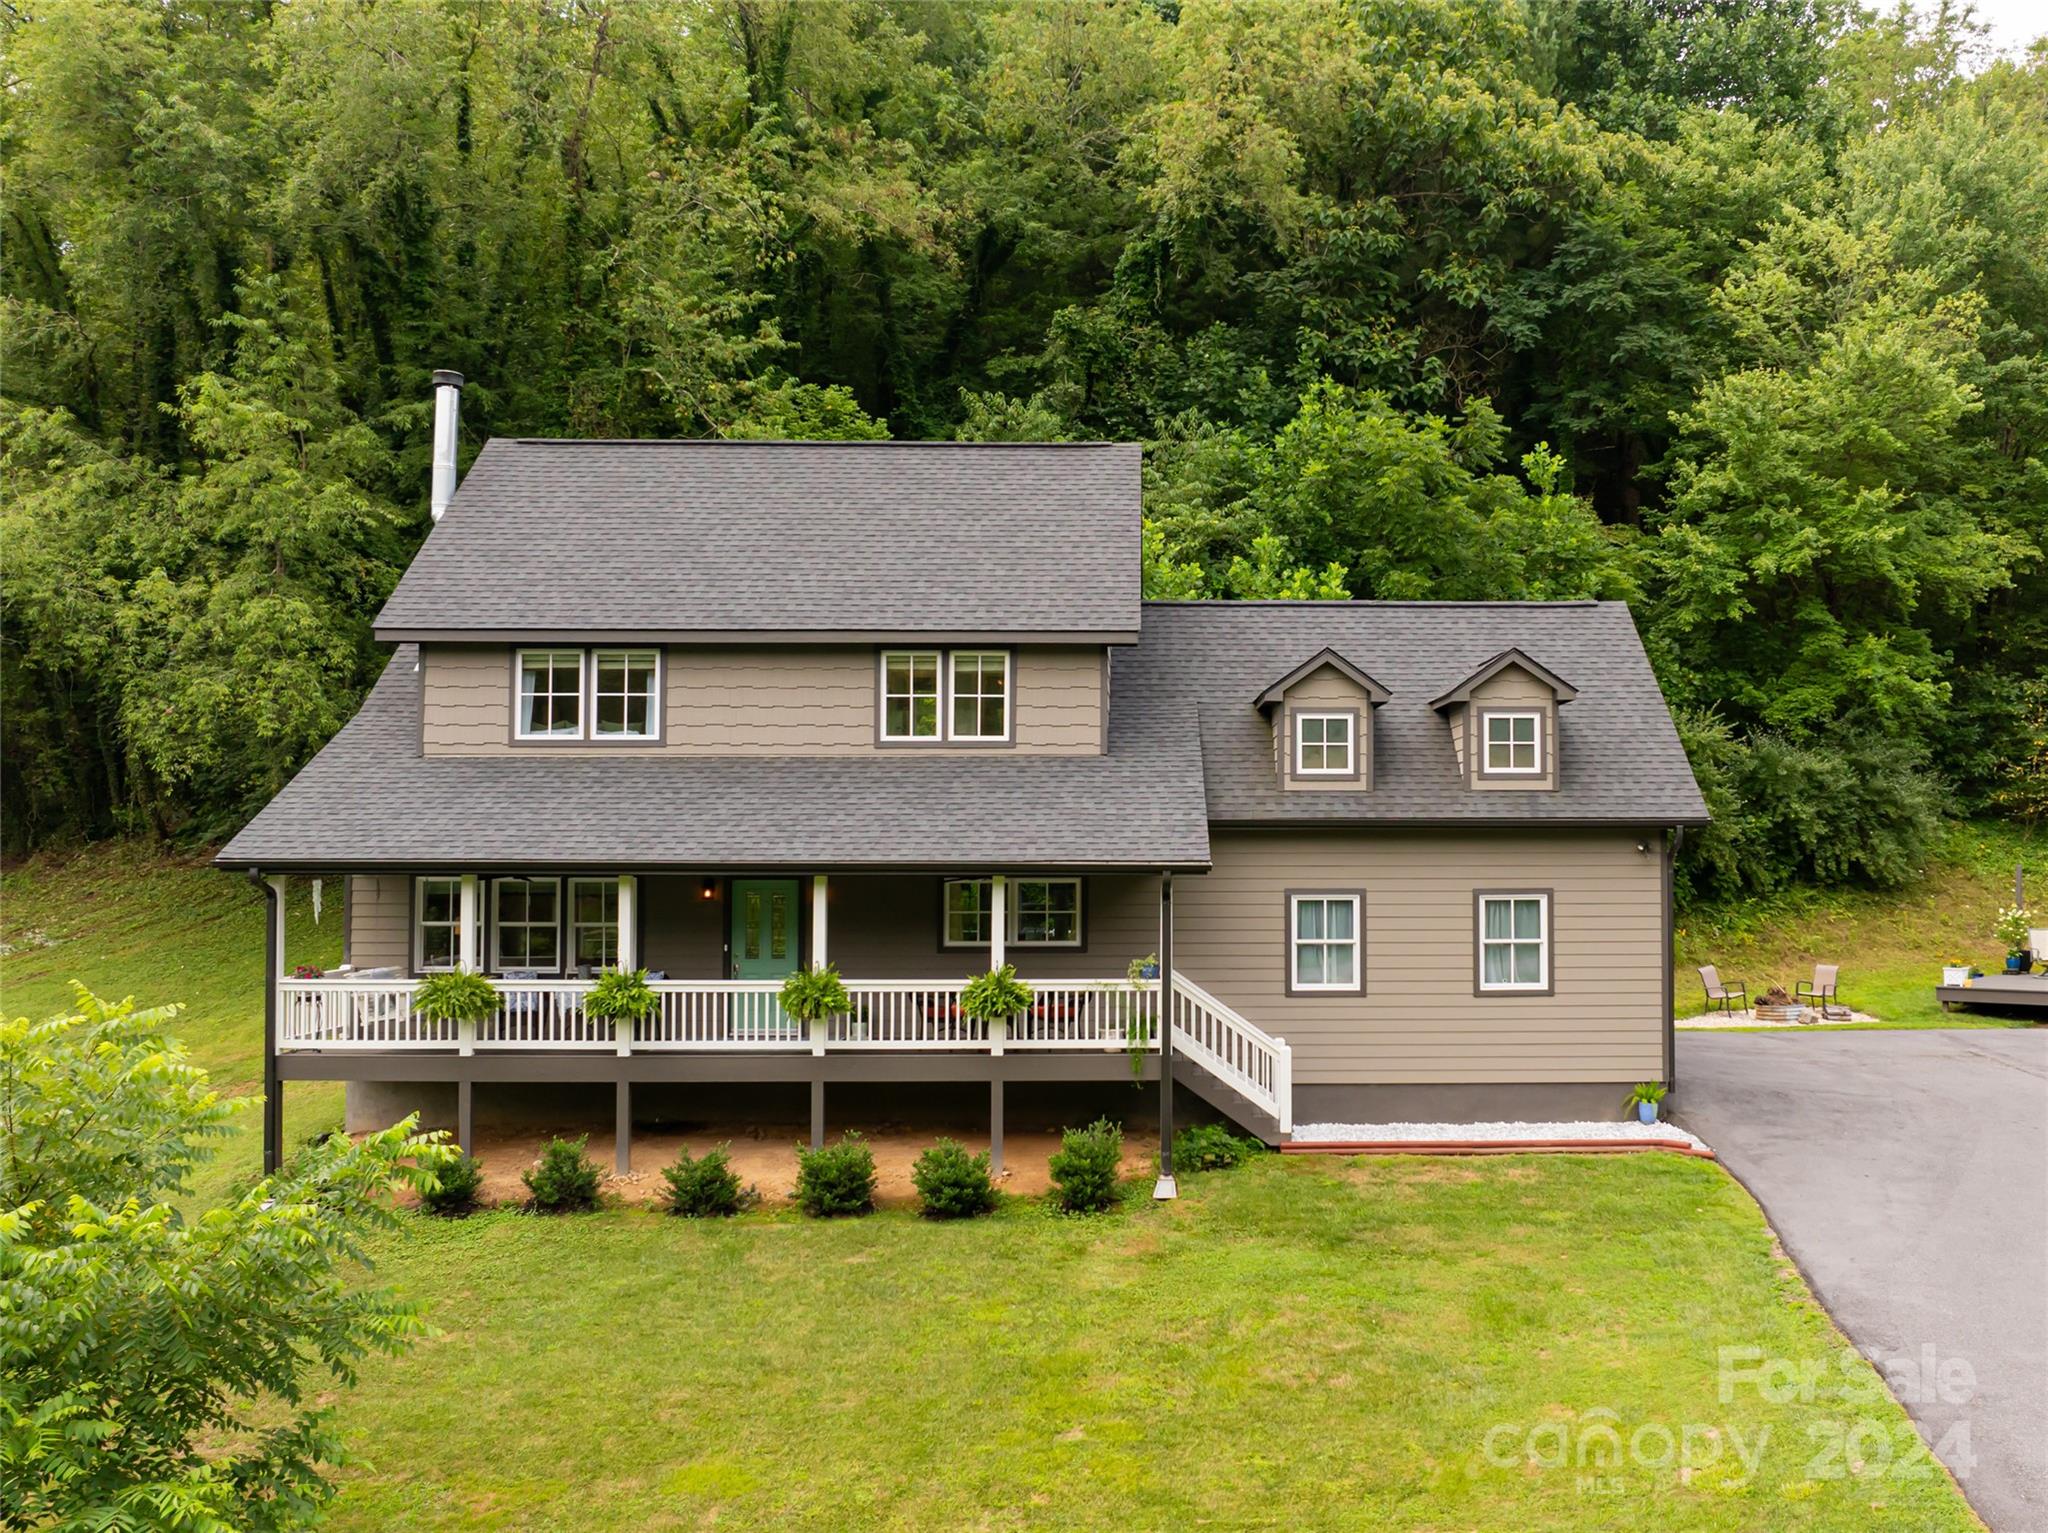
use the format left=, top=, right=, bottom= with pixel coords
left=912, top=1138, right=997, bottom=1219
left=522, top=1135, right=602, bottom=1212
left=795, top=1132, right=876, bottom=1217
left=1048, top=1118, right=1123, bottom=1213
left=1172, top=1122, right=1261, bottom=1172
left=662, top=1145, right=750, bottom=1217
left=419, top=1151, right=485, bottom=1216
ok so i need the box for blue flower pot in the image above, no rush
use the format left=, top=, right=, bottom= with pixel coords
left=1637, top=1101, right=1659, bottom=1125
left=1138, top=962, right=1160, bottom=980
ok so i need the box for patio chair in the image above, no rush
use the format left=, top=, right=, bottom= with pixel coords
left=1698, top=965, right=1747, bottom=1017
left=1796, top=964, right=1843, bottom=1020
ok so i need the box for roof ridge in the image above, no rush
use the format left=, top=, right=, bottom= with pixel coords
left=495, top=437, right=1137, bottom=449
left=1141, top=599, right=1605, bottom=609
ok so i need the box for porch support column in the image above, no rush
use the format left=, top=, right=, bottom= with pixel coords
left=989, top=874, right=1006, bottom=969
left=812, top=874, right=828, bottom=968
left=615, top=1081, right=632, bottom=1175
left=810, top=1078, right=826, bottom=1151
left=990, top=1080, right=1005, bottom=1178
left=254, top=872, right=285, bottom=1176
left=1154, top=870, right=1177, bottom=1201
left=457, top=1078, right=474, bottom=1157
left=457, top=874, right=480, bottom=1057
left=617, top=875, right=637, bottom=970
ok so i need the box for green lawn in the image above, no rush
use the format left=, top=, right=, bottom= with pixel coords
left=320, top=1156, right=1978, bottom=1532
left=0, top=842, right=1998, bottom=1529
left=1677, top=820, right=2042, bottom=1029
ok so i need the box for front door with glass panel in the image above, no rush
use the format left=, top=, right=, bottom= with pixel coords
left=729, top=879, right=801, bottom=1037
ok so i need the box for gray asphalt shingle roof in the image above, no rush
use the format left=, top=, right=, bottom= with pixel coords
left=217, top=648, right=1212, bottom=871
left=1116, top=601, right=1707, bottom=826
left=373, top=440, right=1143, bottom=641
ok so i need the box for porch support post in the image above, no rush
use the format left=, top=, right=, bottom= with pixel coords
left=457, top=874, right=480, bottom=1057
left=255, top=872, right=285, bottom=1176
left=812, top=874, right=828, bottom=968
left=615, top=1081, right=632, bottom=1175
left=990, top=875, right=1006, bottom=969
left=1154, top=870, right=1177, bottom=1201
left=457, top=1078, right=474, bottom=1157
left=617, top=875, right=637, bottom=970
left=810, top=1078, right=825, bottom=1151
left=990, top=1080, right=1004, bottom=1178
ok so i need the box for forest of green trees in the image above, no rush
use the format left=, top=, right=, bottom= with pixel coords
left=2, top=0, right=2043, bottom=901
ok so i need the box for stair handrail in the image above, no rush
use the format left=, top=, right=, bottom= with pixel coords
left=1168, top=972, right=1293, bottom=1135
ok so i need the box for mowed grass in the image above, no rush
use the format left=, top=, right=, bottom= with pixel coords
left=326, top=1155, right=1979, bottom=1532
left=0, top=841, right=344, bottom=1207
left=1677, top=821, right=2042, bottom=1028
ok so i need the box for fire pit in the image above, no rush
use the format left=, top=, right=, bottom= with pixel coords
left=1751, top=985, right=1812, bottom=1025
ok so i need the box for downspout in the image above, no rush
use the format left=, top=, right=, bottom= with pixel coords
left=247, top=869, right=283, bottom=1175
left=1664, top=828, right=1682, bottom=1090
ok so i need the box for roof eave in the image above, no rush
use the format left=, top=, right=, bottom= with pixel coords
left=374, top=626, right=1142, bottom=646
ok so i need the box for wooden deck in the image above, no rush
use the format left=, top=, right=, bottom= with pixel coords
left=1935, top=974, right=2048, bottom=1014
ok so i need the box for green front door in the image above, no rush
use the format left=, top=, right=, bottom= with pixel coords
left=730, top=878, right=801, bottom=1036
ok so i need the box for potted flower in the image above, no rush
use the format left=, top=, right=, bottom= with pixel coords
left=780, top=964, right=852, bottom=1038
left=1120, top=954, right=1159, bottom=1079
left=584, top=966, right=660, bottom=1044
left=961, top=963, right=1034, bottom=1036
left=1941, top=957, right=1972, bottom=987
left=1994, top=905, right=2033, bottom=974
left=1626, top=1082, right=1668, bottom=1125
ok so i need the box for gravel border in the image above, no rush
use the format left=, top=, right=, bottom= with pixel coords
left=1291, top=1118, right=1709, bottom=1151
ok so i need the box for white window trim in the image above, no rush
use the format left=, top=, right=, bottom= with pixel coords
left=1483, top=710, right=1543, bottom=775
left=940, top=877, right=1083, bottom=948
left=513, top=648, right=587, bottom=741
left=1478, top=893, right=1550, bottom=992
left=1288, top=892, right=1362, bottom=993
left=568, top=876, right=621, bottom=971
left=947, top=650, right=1013, bottom=742
left=590, top=649, right=662, bottom=741
left=1293, top=711, right=1355, bottom=776
left=490, top=876, right=564, bottom=973
left=413, top=875, right=475, bottom=974
left=879, top=649, right=944, bottom=742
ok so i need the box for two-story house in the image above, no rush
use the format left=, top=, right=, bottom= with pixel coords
left=219, top=373, right=1708, bottom=1193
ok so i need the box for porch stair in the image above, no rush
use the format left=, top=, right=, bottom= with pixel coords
left=1168, top=974, right=1293, bottom=1145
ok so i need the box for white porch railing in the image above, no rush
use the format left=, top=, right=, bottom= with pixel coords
left=1168, top=974, right=1293, bottom=1134
left=277, top=970, right=1289, bottom=1132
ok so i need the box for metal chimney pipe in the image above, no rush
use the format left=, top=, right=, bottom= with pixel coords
left=429, top=369, right=464, bottom=522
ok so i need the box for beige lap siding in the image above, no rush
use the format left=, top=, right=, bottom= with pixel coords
left=346, top=875, right=411, bottom=972
left=1176, top=828, right=1665, bottom=1085
left=419, top=645, right=1103, bottom=755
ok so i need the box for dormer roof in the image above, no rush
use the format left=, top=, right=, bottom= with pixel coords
left=374, top=439, right=1143, bottom=644
left=1428, top=647, right=1578, bottom=711
left=1253, top=648, right=1392, bottom=713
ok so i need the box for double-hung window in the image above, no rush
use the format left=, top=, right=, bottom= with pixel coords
left=493, top=877, right=561, bottom=971
left=593, top=650, right=660, bottom=739
left=942, top=878, right=1082, bottom=948
left=1294, top=712, right=1354, bottom=776
left=516, top=650, right=583, bottom=738
left=1289, top=893, right=1362, bottom=993
left=414, top=876, right=480, bottom=972
left=1478, top=893, right=1549, bottom=991
left=569, top=878, right=620, bottom=969
left=881, top=651, right=942, bottom=741
left=950, top=652, right=1010, bottom=741
left=1484, top=711, right=1542, bottom=774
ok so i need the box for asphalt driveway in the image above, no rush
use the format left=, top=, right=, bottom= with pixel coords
left=1676, top=1029, right=2048, bottom=1533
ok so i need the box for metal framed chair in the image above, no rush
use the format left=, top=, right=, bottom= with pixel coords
left=1796, top=964, right=1843, bottom=1019
left=1698, top=964, right=1747, bottom=1017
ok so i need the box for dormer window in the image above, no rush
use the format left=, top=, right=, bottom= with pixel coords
left=1294, top=712, right=1355, bottom=777
left=1483, top=711, right=1541, bottom=774
left=881, top=651, right=942, bottom=740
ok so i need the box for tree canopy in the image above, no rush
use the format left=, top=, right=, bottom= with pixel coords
left=2, top=0, right=2042, bottom=897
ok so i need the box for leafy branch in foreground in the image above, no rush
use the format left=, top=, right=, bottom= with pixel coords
left=0, top=988, right=452, bottom=1531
